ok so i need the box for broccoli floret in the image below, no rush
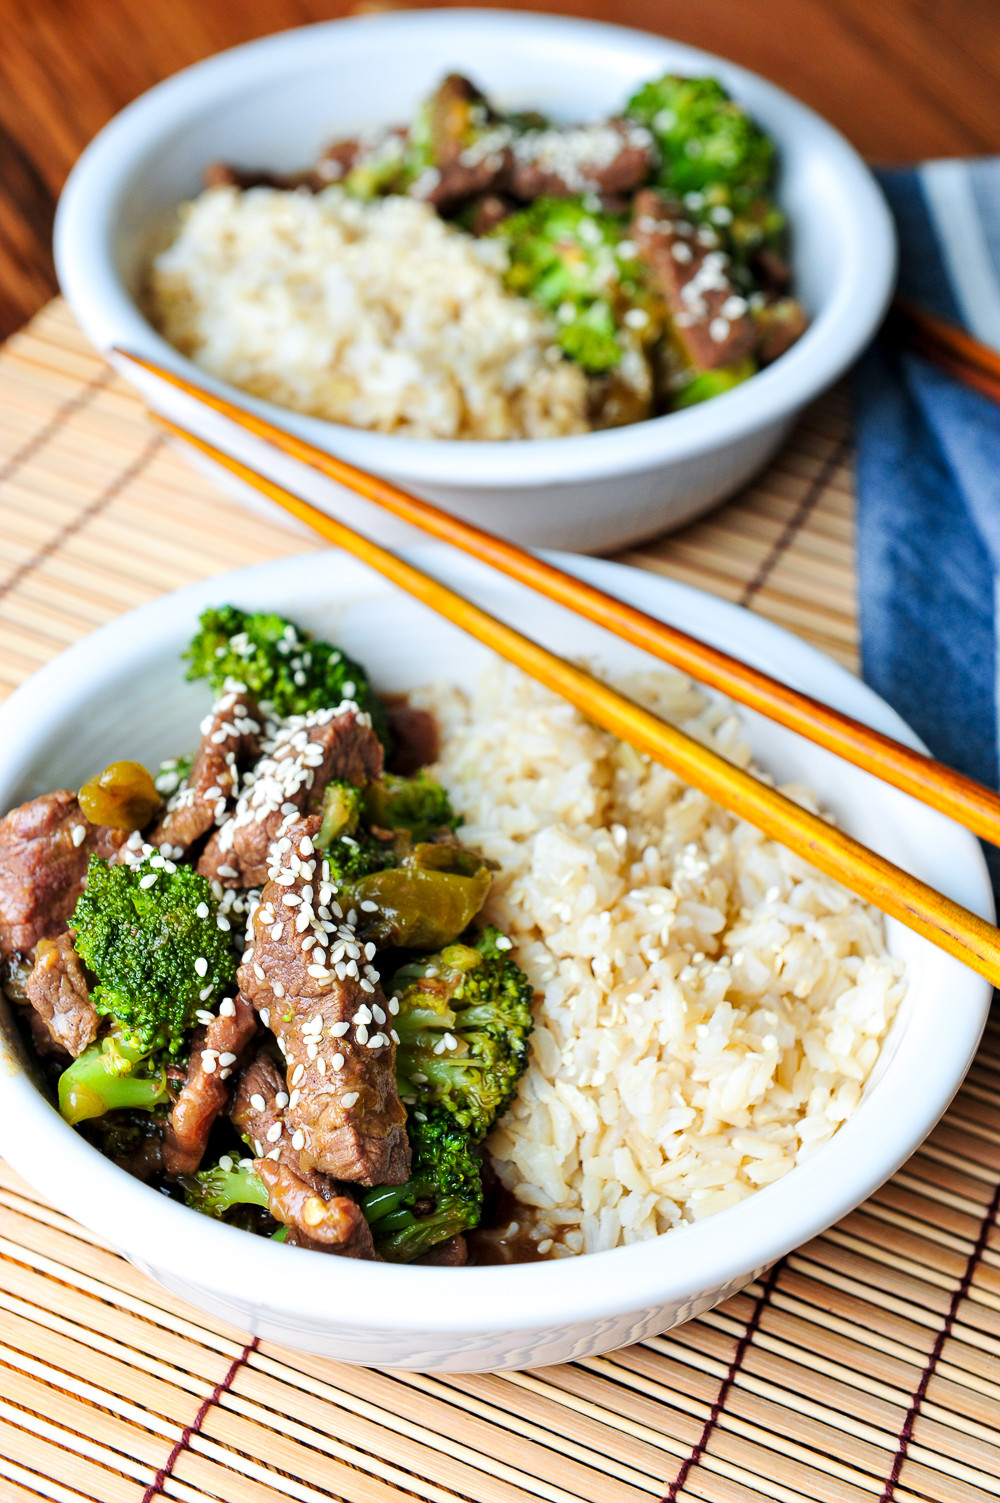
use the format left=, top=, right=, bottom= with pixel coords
left=184, top=606, right=389, bottom=748
left=184, top=1157, right=270, bottom=1219
left=71, top=856, right=235, bottom=1056
left=317, top=779, right=365, bottom=846
left=626, top=74, right=775, bottom=196
left=360, top=1109, right=484, bottom=1262
left=58, top=1031, right=171, bottom=1125
left=674, top=358, right=756, bottom=409
left=497, top=198, right=648, bottom=374
left=154, top=754, right=193, bottom=797
left=325, top=831, right=398, bottom=886
left=392, top=927, right=533, bottom=1139
left=363, top=772, right=459, bottom=843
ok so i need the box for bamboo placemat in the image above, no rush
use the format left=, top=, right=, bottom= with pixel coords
left=1, top=299, right=998, bottom=1503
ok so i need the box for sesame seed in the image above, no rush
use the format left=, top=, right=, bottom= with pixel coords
left=201, top=1052, right=218, bottom=1074
left=199, top=985, right=214, bottom=1001
left=254, top=1138, right=264, bottom=1157
left=218, top=864, right=239, bottom=879
left=367, top=1034, right=385, bottom=1049
left=266, top=1122, right=282, bottom=1143
left=292, top=1129, right=306, bottom=1150
left=194, top=957, right=208, bottom=978
left=250, top=1093, right=267, bottom=1112
left=355, top=1023, right=369, bottom=1045
left=218, top=1051, right=237, bottom=1067
left=330, top=1020, right=349, bottom=1037
left=341, top=1091, right=359, bottom=1108
left=139, top=873, right=158, bottom=890
left=71, top=824, right=87, bottom=848
left=291, top=1064, right=305, bottom=1086
left=359, top=900, right=379, bottom=913
left=253, top=962, right=265, bottom=981
left=494, top=935, right=513, bottom=951
left=272, top=982, right=285, bottom=999
left=260, top=1007, right=270, bottom=1027
left=331, top=1052, right=345, bottom=1071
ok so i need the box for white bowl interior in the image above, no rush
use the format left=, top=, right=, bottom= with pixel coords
left=0, top=549, right=989, bottom=1369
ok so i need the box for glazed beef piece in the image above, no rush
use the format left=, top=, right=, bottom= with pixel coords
left=231, top=1049, right=376, bottom=1257
left=383, top=697, right=440, bottom=775
left=149, top=690, right=263, bottom=856
left=238, top=818, right=409, bottom=1187
left=416, top=1235, right=469, bottom=1267
left=204, top=162, right=323, bottom=193
left=417, top=75, right=511, bottom=210
left=163, top=992, right=259, bottom=1177
left=631, top=188, right=756, bottom=372
left=200, top=706, right=382, bottom=890
left=24, top=931, right=98, bottom=1058
left=504, top=119, right=655, bottom=201
left=0, top=792, right=125, bottom=961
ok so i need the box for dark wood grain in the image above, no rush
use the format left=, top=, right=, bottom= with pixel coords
left=2, top=0, right=998, bottom=342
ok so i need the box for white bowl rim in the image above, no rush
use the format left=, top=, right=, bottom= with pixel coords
left=0, top=547, right=989, bottom=1339
left=54, top=7, right=897, bottom=490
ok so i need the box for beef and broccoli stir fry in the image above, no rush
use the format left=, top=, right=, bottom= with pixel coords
left=0, top=608, right=535, bottom=1266
left=170, top=71, right=805, bottom=434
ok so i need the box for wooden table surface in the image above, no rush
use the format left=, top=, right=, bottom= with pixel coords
left=2, top=0, right=998, bottom=344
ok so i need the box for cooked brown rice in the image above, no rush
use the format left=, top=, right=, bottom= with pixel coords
left=148, top=185, right=590, bottom=440
left=419, top=664, right=904, bottom=1257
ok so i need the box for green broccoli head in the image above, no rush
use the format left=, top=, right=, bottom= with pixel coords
left=392, top=926, right=534, bottom=1139
left=626, top=74, right=775, bottom=196
left=317, top=779, right=365, bottom=847
left=360, top=1108, right=484, bottom=1262
left=497, top=197, right=646, bottom=374
left=363, top=772, right=459, bottom=843
left=58, top=1031, right=171, bottom=1125
left=183, top=1156, right=270, bottom=1219
left=184, top=606, right=389, bottom=748
left=71, top=856, right=235, bottom=1055
left=324, top=830, right=398, bottom=887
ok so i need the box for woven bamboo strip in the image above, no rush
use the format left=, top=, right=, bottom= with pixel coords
left=245, top=1355, right=663, bottom=1495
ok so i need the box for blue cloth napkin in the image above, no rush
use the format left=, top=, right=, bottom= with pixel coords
left=854, top=160, right=1000, bottom=893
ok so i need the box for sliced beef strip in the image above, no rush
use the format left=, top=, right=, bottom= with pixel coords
left=415, top=74, right=510, bottom=211
left=149, top=690, right=263, bottom=856
left=416, top=1235, right=469, bottom=1267
left=199, top=706, right=383, bottom=890
left=162, top=992, right=259, bottom=1177
left=0, top=791, right=126, bottom=961
left=504, top=119, right=655, bottom=201
left=237, top=817, right=409, bottom=1187
left=631, top=188, right=756, bottom=373
left=203, top=162, right=321, bottom=193
left=24, top=931, right=98, bottom=1058
left=231, top=1049, right=377, bottom=1258
left=23, top=1004, right=72, bottom=1063
left=383, top=697, right=440, bottom=775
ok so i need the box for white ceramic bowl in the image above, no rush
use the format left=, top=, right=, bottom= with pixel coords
left=0, top=549, right=990, bottom=1371
left=54, top=9, right=895, bottom=553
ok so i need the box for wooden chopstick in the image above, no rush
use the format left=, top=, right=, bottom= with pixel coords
left=891, top=297, right=1000, bottom=406
left=113, top=346, right=1000, bottom=849
left=150, top=407, right=1000, bottom=987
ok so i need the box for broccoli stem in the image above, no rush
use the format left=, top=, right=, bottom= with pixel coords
left=58, top=1034, right=168, bottom=1126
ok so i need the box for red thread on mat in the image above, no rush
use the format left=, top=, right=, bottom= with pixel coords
left=141, top=1335, right=259, bottom=1502
left=661, top=1261, right=781, bottom=1503
left=879, top=1170, right=1000, bottom=1501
